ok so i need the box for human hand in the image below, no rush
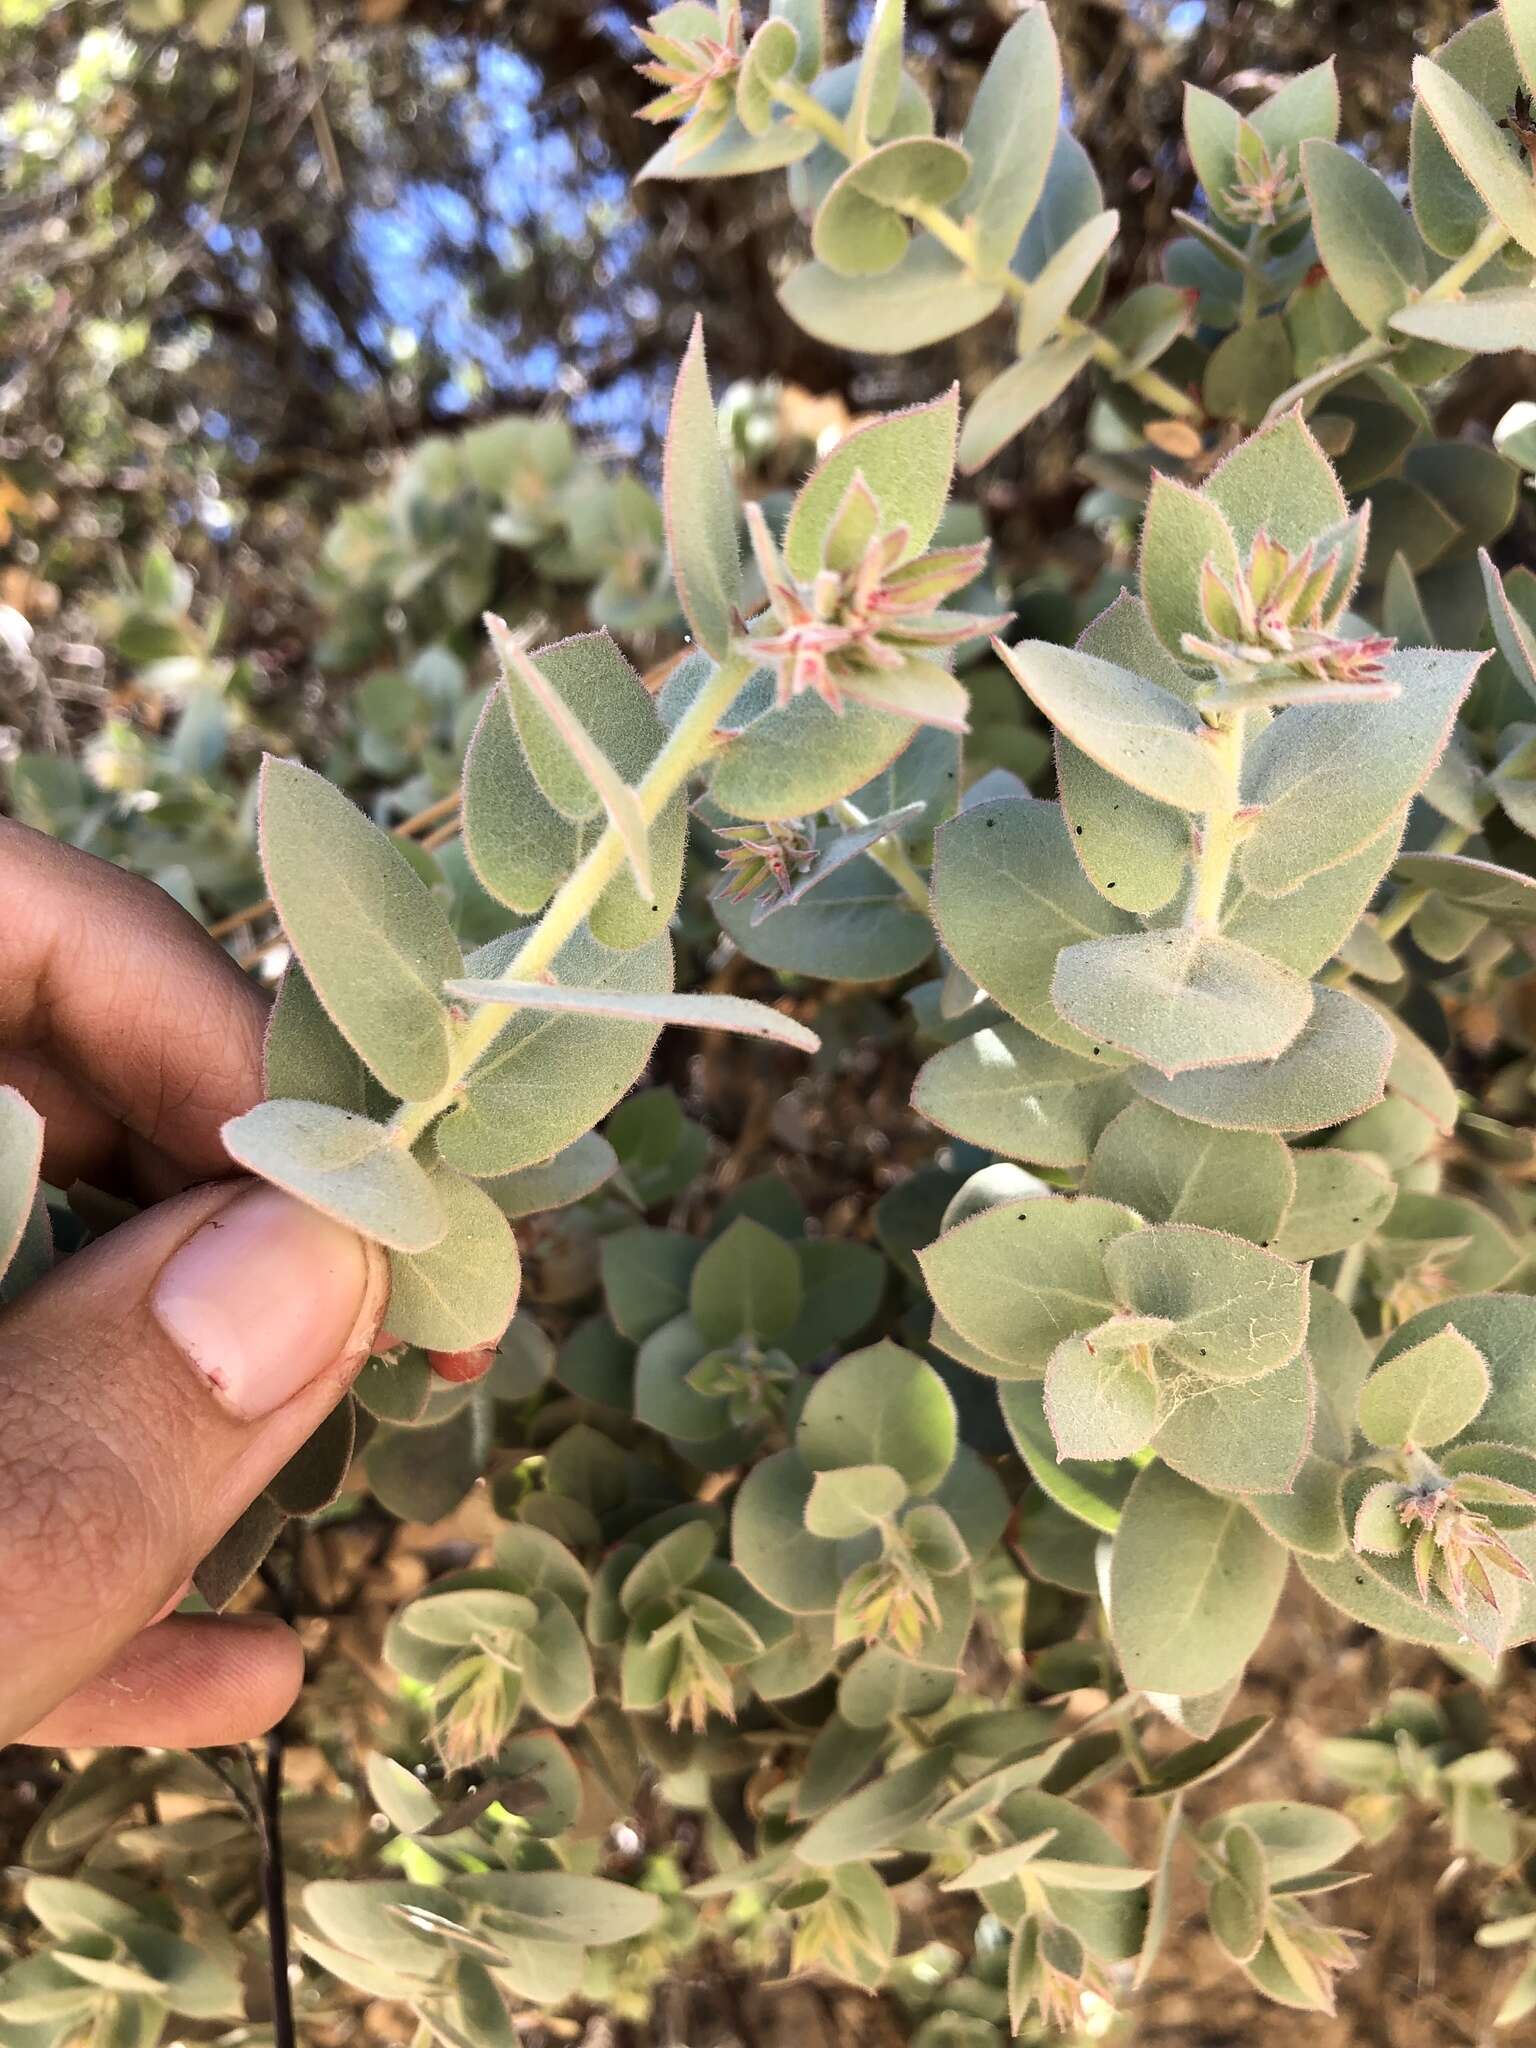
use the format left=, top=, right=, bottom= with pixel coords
left=0, top=821, right=389, bottom=1748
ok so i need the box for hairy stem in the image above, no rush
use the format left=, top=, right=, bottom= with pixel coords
left=830, top=798, right=931, bottom=913
left=388, top=650, right=755, bottom=1147
left=1185, top=712, right=1247, bottom=932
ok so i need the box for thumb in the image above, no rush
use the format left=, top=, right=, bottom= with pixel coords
left=0, top=1179, right=387, bottom=1741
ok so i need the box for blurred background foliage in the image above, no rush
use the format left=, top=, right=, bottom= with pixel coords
left=0, top=0, right=1498, bottom=776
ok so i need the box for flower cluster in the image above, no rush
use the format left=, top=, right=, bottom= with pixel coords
left=1185, top=529, right=1394, bottom=691
left=712, top=815, right=815, bottom=908
left=1356, top=1469, right=1536, bottom=1618
left=745, top=475, right=1008, bottom=732
left=634, top=2, right=744, bottom=162
left=1223, top=136, right=1306, bottom=226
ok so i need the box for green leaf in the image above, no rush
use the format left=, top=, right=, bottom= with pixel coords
left=1393, top=284, right=1536, bottom=351
left=1140, top=475, right=1243, bottom=662
left=1131, top=986, right=1392, bottom=1135
left=222, top=1100, right=446, bottom=1252
left=1105, top=1223, right=1309, bottom=1382
left=1482, top=548, right=1536, bottom=702
left=733, top=1449, right=876, bottom=1612
left=995, top=1791, right=1150, bottom=1962
left=1058, top=596, right=1196, bottom=915
left=1016, top=211, right=1119, bottom=355
left=195, top=1493, right=285, bottom=1609
left=1274, top=1148, right=1395, bottom=1261
left=619, top=1518, right=716, bottom=1614
left=784, top=388, right=958, bottom=579
left=917, top=1194, right=1143, bottom=1379
left=385, top=1167, right=521, bottom=1350
left=849, top=0, right=905, bottom=147
left=718, top=851, right=934, bottom=982
left=781, top=1239, right=887, bottom=1361
left=1394, top=851, right=1536, bottom=928
left=1183, top=84, right=1250, bottom=224
left=1201, top=316, right=1294, bottom=428
left=712, top=688, right=919, bottom=821
left=1153, top=1352, right=1315, bottom=1494
left=1085, top=1099, right=1295, bottom=1247
left=1357, top=1326, right=1490, bottom=1448
left=487, top=620, right=652, bottom=892
left=1248, top=1454, right=1349, bottom=1558
left=797, top=1746, right=954, bottom=1867
left=997, top=641, right=1229, bottom=812
left=1132, top=1715, right=1272, bottom=1799
left=1202, top=412, right=1351, bottom=558
left=460, top=685, right=578, bottom=916
left=455, top=1872, right=660, bottom=1946
left=1301, top=139, right=1427, bottom=335
left=805, top=1463, right=909, bottom=1537
left=1109, top=1464, right=1288, bottom=1695
left=1207, top=1802, right=1359, bottom=1884
left=1238, top=646, right=1482, bottom=896
left=1051, top=931, right=1314, bottom=1077
left=736, top=16, right=800, bottom=133
left=0, top=1086, right=44, bottom=1287
left=1414, top=54, right=1536, bottom=257
left=956, top=333, right=1098, bottom=473
left=435, top=927, right=669, bottom=1177
left=913, top=1023, right=1130, bottom=1170
left=259, top=757, right=459, bottom=1101
left=662, top=320, right=740, bottom=658
left=264, top=962, right=369, bottom=1113
left=447, top=977, right=819, bottom=1054
left=812, top=137, right=971, bottom=276
left=267, top=1395, right=358, bottom=1515
left=477, top=1133, right=617, bottom=1220
left=691, top=1215, right=803, bottom=1343
left=932, top=796, right=1135, bottom=1056
left=779, top=237, right=1006, bottom=353
left=797, top=1340, right=958, bottom=1492
left=951, top=4, right=1062, bottom=270
left=1045, top=1335, right=1159, bottom=1461
left=1252, top=58, right=1341, bottom=154
left=602, top=1226, right=702, bottom=1340
left=1221, top=816, right=1406, bottom=979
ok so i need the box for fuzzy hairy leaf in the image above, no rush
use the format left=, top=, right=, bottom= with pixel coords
left=785, top=389, right=958, bottom=578
left=1130, top=986, right=1392, bottom=1136
left=1302, top=140, right=1426, bottom=335
left=1050, top=930, right=1314, bottom=1077
left=447, top=978, right=819, bottom=1053
left=222, top=1100, right=446, bottom=1252
left=1084, top=1100, right=1295, bottom=1246
left=259, top=757, right=460, bottom=1101
left=1105, top=1223, right=1309, bottom=1382
left=932, top=796, right=1135, bottom=1055
left=1110, top=1464, right=1288, bottom=1695
left=798, top=1340, right=958, bottom=1493
left=664, top=321, right=740, bottom=657
left=913, top=1022, right=1130, bottom=1169
left=1357, top=1326, right=1490, bottom=1448
left=917, top=1195, right=1143, bottom=1380
left=998, top=641, right=1228, bottom=812
left=385, top=1167, right=521, bottom=1350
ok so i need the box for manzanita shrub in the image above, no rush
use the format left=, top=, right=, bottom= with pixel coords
left=7, top=0, right=1536, bottom=2040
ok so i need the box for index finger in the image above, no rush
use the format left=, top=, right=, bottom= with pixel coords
left=0, top=820, right=268, bottom=1181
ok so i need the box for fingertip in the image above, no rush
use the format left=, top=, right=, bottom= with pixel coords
left=14, top=1612, right=306, bottom=1749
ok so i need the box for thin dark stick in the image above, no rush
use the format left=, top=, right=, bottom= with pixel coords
left=258, top=1537, right=300, bottom=2048
left=261, top=1723, right=297, bottom=2048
